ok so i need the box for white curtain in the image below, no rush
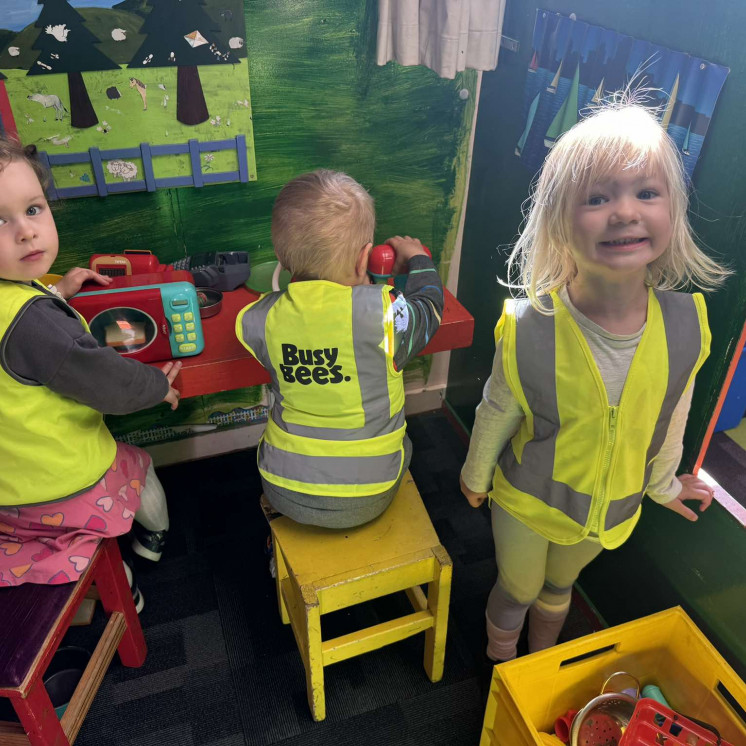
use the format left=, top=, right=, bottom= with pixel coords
left=376, top=0, right=507, bottom=80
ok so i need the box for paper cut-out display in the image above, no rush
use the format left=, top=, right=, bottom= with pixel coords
left=184, top=31, right=208, bottom=49
left=0, top=0, right=256, bottom=198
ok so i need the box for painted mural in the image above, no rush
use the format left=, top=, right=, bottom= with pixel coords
left=516, top=9, right=729, bottom=179
left=36, top=0, right=476, bottom=447
left=0, top=0, right=256, bottom=199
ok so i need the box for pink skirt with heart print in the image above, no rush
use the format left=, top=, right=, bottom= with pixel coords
left=0, top=442, right=149, bottom=586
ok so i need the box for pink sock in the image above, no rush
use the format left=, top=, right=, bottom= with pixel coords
left=485, top=612, right=523, bottom=662
left=528, top=603, right=569, bottom=653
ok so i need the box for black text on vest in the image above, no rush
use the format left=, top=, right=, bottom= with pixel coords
left=279, top=344, right=351, bottom=385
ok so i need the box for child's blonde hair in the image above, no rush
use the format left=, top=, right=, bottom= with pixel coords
left=507, top=100, right=729, bottom=311
left=271, top=169, right=375, bottom=283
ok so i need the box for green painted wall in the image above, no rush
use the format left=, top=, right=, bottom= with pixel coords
left=23, top=0, right=477, bottom=440
left=448, top=0, right=746, bottom=675
left=48, top=0, right=476, bottom=275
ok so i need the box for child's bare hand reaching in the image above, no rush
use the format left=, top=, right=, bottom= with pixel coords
left=460, top=474, right=488, bottom=508
left=661, top=474, right=714, bottom=521
left=386, top=235, right=429, bottom=275
left=161, top=361, right=183, bottom=410
left=55, top=268, right=113, bottom=299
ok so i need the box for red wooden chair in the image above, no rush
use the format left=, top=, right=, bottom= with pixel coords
left=0, top=538, right=146, bottom=745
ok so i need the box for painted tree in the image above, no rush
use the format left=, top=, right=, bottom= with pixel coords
left=127, top=0, right=238, bottom=126
left=27, top=0, right=119, bottom=129
left=112, top=0, right=151, bottom=12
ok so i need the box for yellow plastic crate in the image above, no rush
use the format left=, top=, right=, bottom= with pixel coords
left=480, top=606, right=746, bottom=745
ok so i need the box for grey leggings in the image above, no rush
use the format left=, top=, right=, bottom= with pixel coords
left=262, top=434, right=413, bottom=529
left=487, top=501, right=604, bottom=630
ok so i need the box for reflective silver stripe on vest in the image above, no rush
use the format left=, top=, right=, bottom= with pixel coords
left=497, top=296, right=593, bottom=526
left=499, top=448, right=593, bottom=525
left=259, top=442, right=402, bottom=485
left=240, top=292, right=284, bottom=371
left=498, top=292, right=702, bottom=532
left=603, top=290, right=703, bottom=530
left=351, top=284, right=401, bottom=433
left=239, top=291, right=288, bottom=410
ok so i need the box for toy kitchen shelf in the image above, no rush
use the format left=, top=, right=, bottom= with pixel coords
left=167, top=286, right=474, bottom=399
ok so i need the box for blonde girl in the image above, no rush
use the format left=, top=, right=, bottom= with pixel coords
left=460, top=102, right=728, bottom=661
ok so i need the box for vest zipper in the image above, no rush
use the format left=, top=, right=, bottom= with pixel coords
left=590, top=405, right=619, bottom=531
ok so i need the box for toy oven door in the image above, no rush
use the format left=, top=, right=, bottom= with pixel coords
left=85, top=294, right=171, bottom=363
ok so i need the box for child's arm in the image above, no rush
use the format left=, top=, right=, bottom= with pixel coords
left=662, top=474, right=714, bottom=521
left=645, top=385, right=714, bottom=521
left=52, top=267, right=112, bottom=298
left=384, top=236, right=445, bottom=370
left=460, top=339, right=523, bottom=507
left=160, top=361, right=183, bottom=411
left=2, top=298, right=177, bottom=415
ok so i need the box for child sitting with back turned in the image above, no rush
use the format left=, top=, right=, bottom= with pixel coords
left=236, top=169, right=444, bottom=528
left=460, top=101, right=729, bottom=661
left=0, top=137, right=179, bottom=598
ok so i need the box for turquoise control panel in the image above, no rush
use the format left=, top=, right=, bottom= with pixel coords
left=162, top=282, right=205, bottom=356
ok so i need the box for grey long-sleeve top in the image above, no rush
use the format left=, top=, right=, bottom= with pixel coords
left=1, top=287, right=167, bottom=414
left=391, top=255, right=444, bottom=370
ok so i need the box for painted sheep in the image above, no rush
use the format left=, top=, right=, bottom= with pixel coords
left=106, top=160, right=138, bottom=182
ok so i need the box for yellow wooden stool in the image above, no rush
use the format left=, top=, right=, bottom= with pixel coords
left=269, top=471, right=452, bottom=721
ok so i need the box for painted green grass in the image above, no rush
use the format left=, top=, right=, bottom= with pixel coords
left=6, top=60, right=255, bottom=187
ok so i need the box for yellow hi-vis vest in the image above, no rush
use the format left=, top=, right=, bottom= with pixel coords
left=236, top=280, right=406, bottom=497
left=491, top=288, right=710, bottom=549
left=0, top=280, right=117, bottom=507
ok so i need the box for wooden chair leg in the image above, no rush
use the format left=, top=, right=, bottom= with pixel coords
left=301, top=585, right=325, bottom=722
left=13, top=678, right=69, bottom=746
left=423, top=545, right=452, bottom=682
left=92, top=540, right=147, bottom=668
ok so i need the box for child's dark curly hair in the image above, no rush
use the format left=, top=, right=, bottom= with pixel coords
left=0, top=136, right=50, bottom=191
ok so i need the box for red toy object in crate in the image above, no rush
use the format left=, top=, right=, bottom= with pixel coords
left=620, top=698, right=733, bottom=746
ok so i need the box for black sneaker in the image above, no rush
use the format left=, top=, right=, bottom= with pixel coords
left=121, top=554, right=145, bottom=614
left=131, top=523, right=167, bottom=562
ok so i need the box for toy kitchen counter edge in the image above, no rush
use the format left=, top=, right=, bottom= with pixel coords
left=159, top=285, right=474, bottom=399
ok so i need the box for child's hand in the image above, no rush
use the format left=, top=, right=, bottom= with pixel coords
left=55, top=268, right=113, bottom=299
left=660, top=474, right=714, bottom=521
left=460, top=474, right=488, bottom=508
left=386, top=235, right=429, bottom=275
left=161, top=360, right=183, bottom=410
